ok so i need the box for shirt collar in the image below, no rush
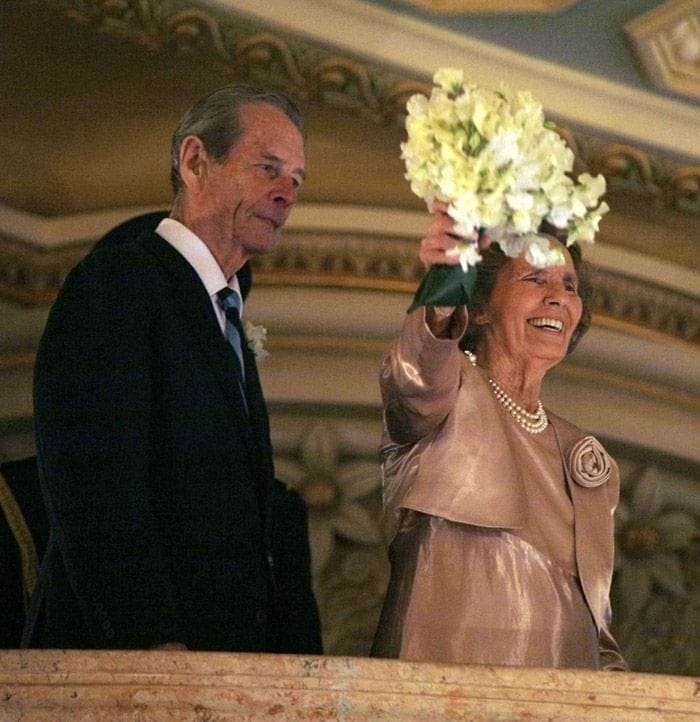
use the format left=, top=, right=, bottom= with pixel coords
left=155, top=217, right=242, bottom=302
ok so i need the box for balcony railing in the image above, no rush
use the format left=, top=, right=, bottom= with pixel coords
left=1, top=649, right=699, bottom=720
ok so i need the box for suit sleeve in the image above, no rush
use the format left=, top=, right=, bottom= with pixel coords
left=34, top=253, right=181, bottom=648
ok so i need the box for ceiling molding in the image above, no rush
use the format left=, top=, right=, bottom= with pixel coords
left=47, top=1, right=700, bottom=217
left=392, top=0, right=579, bottom=12
left=50, top=0, right=700, bottom=161
left=556, top=130, right=700, bottom=215
left=1, top=216, right=697, bottom=346
left=252, top=232, right=700, bottom=346
left=1, top=201, right=698, bottom=295
left=215, top=0, right=700, bottom=161
left=52, top=0, right=425, bottom=125
left=626, top=0, right=700, bottom=103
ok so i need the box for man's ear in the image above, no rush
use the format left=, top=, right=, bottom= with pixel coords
left=179, top=135, right=207, bottom=188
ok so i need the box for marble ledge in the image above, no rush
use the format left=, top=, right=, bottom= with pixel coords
left=1, top=649, right=699, bottom=721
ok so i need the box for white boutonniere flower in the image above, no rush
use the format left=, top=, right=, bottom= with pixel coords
left=243, top=320, right=269, bottom=362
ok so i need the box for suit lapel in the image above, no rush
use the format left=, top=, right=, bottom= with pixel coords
left=142, top=233, right=260, bottom=465
left=240, top=341, right=275, bottom=482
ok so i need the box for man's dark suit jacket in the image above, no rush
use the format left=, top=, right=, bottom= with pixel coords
left=26, top=224, right=321, bottom=652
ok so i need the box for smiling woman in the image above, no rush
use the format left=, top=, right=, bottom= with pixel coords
left=371, top=209, right=627, bottom=671
left=460, top=224, right=592, bottom=360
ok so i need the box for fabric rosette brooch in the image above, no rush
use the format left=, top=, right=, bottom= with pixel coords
left=244, top=320, right=269, bottom=362
left=403, top=68, right=609, bottom=309
left=567, top=436, right=612, bottom=488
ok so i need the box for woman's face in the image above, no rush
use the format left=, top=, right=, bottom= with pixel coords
left=476, top=243, right=583, bottom=370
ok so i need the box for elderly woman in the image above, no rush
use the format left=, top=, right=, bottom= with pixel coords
left=371, top=204, right=628, bottom=670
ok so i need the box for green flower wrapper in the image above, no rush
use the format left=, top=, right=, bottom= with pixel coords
left=407, top=263, right=478, bottom=312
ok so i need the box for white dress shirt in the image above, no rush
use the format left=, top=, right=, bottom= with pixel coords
left=155, top=217, right=243, bottom=336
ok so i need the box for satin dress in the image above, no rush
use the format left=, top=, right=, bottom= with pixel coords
left=372, top=425, right=600, bottom=668
left=372, top=308, right=627, bottom=670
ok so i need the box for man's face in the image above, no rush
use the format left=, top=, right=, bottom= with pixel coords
left=197, top=102, right=305, bottom=262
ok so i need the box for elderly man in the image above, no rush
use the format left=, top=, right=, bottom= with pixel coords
left=25, top=86, right=321, bottom=653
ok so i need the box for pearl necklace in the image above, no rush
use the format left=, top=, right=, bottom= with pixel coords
left=464, top=350, right=549, bottom=434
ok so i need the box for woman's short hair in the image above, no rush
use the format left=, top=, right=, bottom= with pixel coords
left=169, top=85, right=304, bottom=195
left=459, top=222, right=593, bottom=355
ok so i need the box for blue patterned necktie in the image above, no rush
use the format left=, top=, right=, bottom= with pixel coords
left=217, top=287, right=247, bottom=400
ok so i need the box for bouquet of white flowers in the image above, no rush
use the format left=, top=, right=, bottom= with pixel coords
left=404, top=68, right=608, bottom=309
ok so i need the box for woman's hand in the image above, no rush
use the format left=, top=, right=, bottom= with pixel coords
left=419, top=201, right=491, bottom=270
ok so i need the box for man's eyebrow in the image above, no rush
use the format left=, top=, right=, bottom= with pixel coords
left=262, top=152, right=306, bottom=180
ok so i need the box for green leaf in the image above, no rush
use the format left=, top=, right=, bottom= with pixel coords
left=408, top=263, right=478, bottom=312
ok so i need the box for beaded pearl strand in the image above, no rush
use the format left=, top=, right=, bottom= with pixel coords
left=464, top=350, right=549, bottom=434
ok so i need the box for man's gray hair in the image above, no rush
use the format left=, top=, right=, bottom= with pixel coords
left=169, top=85, right=304, bottom=195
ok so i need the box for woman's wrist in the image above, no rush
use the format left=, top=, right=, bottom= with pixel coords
left=425, top=306, right=457, bottom=338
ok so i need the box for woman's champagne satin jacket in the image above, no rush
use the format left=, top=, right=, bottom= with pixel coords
left=379, top=307, right=627, bottom=670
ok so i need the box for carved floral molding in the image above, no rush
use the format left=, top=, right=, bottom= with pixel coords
left=257, top=232, right=700, bottom=343
left=626, top=0, right=700, bottom=103
left=2, top=229, right=698, bottom=345
left=394, top=0, right=579, bottom=12
left=57, top=0, right=424, bottom=124
left=0, top=236, right=85, bottom=305
left=52, top=0, right=700, bottom=213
